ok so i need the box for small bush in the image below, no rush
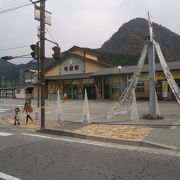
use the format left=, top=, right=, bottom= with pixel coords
left=142, top=114, right=164, bottom=120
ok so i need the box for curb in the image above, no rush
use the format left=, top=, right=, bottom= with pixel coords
left=37, top=128, right=177, bottom=150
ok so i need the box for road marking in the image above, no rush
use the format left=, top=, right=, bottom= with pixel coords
left=0, top=172, right=22, bottom=180
left=0, top=108, right=10, bottom=113
left=21, top=133, right=180, bottom=157
left=0, top=132, right=13, bottom=136
left=66, top=113, right=81, bottom=116
left=171, top=119, right=180, bottom=129
left=22, top=133, right=68, bottom=141
left=0, top=108, right=10, bottom=111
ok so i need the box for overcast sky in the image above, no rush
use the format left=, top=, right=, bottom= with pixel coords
left=0, top=0, right=180, bottom=64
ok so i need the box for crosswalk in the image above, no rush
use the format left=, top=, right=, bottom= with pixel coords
left=0, top=108, right=10, bottom=113
left=0, top=172, right=21, bottom=180
left=0, top=132, right=13, bottom=136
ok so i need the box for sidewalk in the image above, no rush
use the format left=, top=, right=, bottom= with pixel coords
left=4, top=115, right=179, bottom=151
left=35, top=121, right=180, bottom=151
left=43, top=100, right=180, bottom=151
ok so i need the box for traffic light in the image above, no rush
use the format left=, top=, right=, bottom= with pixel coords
left=1, top=56, right=13, bottom=60
left=52, top=46, right=60, bottom=60
left=30, top=43, right=39, bottom=59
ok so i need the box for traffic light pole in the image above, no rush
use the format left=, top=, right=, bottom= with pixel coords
left=37, top=42, right=40, bottom=108
left=40, top=0, right=46, bottom=129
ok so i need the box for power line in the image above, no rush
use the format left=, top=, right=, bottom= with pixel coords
left=28, top=0, right=48, bottom=13
left=0, top=45, right=30, bottom=52
left=0, top=3, right=27, bottom=11
left=0, top=2, right=32, bottom=14
left=45, top=27, right=58, bottom=44
left=0, top=0, right=27, bottom=9
left=0, top=0, right=26, bottom=7
left=28, top=0, right=37, bottom=6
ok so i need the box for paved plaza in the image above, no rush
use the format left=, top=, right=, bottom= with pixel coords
left=1, top=98, right=180, bottom=150
left=0, top=98, right=180, bottom=127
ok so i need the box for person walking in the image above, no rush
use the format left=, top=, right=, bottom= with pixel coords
left=14, top=107, right=20, bottom=125
left=23, top=98, right=33, bottom=124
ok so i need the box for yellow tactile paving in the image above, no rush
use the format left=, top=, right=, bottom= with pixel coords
left=3, top=117, right=153, bottom=141
left=3, top=118, right=61, bottom=130
left=4, top=118, right=40, bottom=129
left=74, top=124, right=153, bottom=141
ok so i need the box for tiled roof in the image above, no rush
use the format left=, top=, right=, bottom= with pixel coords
left=92, top=61, right=180, bottom=76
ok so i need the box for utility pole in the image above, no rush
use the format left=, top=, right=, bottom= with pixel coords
left=148, top=12, right=157, bottom=118
left=148, top=41, right=156, bottom=117
left=37, top=42, right=40, bottom=108
left=40, top=0, right=46, bottom=129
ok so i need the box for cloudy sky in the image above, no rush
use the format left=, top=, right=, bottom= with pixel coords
left=0, top=0, right=180, bottom=64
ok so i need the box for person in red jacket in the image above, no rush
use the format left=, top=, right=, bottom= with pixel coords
left=23, top=98, right=33, bottom=124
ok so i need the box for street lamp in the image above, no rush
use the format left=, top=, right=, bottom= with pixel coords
left=118, top=66, right=122, bottom=70
left=118, top=66, right=122, bottom=96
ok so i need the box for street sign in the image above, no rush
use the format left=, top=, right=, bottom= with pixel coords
left=34, top=7, right=52, bottom=25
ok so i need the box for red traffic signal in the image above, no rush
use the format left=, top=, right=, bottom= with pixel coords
left=30, top=43, right=39, bottom=59
left=52, top=46, right=60, bottom=60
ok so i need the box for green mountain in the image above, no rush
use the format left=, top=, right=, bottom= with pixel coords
left=1, top=18, right=180, bottom=81
left=0, top=59, right=24, bottom=83
left=0, top=58, right=55, bottom=83
left=98, top=18, right=180, bottom=66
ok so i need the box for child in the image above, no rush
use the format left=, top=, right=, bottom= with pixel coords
left=14, top=107, right=20, bottom=125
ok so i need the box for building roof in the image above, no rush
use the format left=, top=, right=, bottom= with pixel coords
left=67, top=45, right=98, bottom=56
left=45, top=73, right=93, bottom=80
left=45, top=53, right=112, bottom=73
left=62, top=53, right=112, bottom=67
left=92, top=61, right=180, bottom=76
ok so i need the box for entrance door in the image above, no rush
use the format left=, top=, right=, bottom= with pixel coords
left=84, top=84, right=96, bottom=99
left=64, top=85, right=73, bottom=99
left=72, top=85, right=78, bottom=99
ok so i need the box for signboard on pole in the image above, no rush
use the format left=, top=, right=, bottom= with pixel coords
left=34, top=7, right=52, bottom=25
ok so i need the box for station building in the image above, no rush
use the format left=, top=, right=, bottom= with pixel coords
left=32, top=46, right=180, bottom=101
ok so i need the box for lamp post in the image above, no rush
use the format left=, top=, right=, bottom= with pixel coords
left=118, top=66, right=122, bottom=96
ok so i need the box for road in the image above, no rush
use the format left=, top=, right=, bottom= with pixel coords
left=0, top=123, right=180, bottom=180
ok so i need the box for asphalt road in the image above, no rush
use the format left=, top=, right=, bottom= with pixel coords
left=0, top=124, right=180, bottom=180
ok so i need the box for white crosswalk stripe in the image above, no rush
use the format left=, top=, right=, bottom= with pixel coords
left=0, top=172, right=21, bottom=180
left=0, top=132, right=13, bottom=136
left=0, top=108, right=10, bottom=113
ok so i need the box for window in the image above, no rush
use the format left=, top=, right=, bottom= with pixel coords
left=70, top=66, right=73, bottom=71
left=16, top=90, right=20, bottom=94
left=155, top=80, right=162, bottom=92
left=112, top=81, right=119, bottom=94
left=75, top=65, right=79, bottom=70
left=64, top=67, right=68, bottom=71
left=175, top=79, right=180, bottom=87
left=136, top=81, right=144, bottom=93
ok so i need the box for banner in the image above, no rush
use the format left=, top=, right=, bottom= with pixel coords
left=154, top=41, right=180, bottom=103
left=162, top=81, right=168, bottom=98
left=107, top=44, right=147, bottom=118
